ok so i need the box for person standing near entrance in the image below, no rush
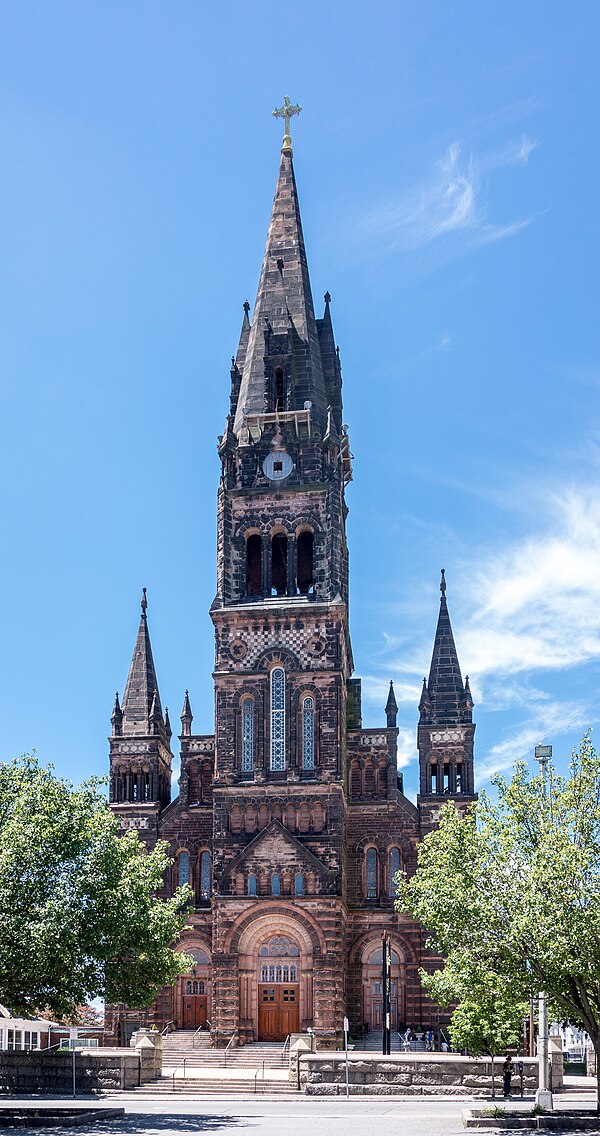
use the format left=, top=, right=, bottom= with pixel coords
left=502, top=1055, right=514, bottom=1098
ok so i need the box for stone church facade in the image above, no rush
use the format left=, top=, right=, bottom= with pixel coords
left=106, top=130, right=477, bottom=1048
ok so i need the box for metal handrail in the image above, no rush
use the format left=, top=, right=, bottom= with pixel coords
left=223, top=1031, right=238, bottom=1067
left=254, top=1059, right=266, bottom=1093
left=281, top=1034, right=291, bottom=1065
left=172, top=1057, right=187, bottom=1091
left=162, top=1020, right=175, bottom=1036
left=192, top=1022, right=211, bottom=1048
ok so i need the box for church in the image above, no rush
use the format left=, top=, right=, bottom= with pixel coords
left=105, top=103, right=477, bottom=1049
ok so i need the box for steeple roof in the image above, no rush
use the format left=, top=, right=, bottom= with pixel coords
left=121, top=589, right=164, bottom=736
left=420, top=570, right=472, bottom=726
left=232, top=149, right=328, bottom=436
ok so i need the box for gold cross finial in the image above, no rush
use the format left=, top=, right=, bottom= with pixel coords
left=273, top=95, right=302, bottom=154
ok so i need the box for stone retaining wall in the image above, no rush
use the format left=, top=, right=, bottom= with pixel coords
left=0, top=1049, right=142, bottom=1094
left=298, top=1052, right=542, bottom=1096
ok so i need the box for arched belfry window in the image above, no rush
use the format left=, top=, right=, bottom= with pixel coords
left=297, top=531, right=314, bottom=594
left=246, top=534, right=262, bottom=597
left=274, top=367, right=284, bottom=412
left=271, top=534, right=288, bottom=596
left=241, top=698, right=254, bottom=773
left=270, top=667, right=286, bottom=771
left=302, top=696, right=315, bottom=770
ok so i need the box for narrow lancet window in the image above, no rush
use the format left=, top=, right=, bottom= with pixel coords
left=178, top=852, right=189, bottom=888
left=270, top=667, right=286, bottom=771
left=295, top=873, right=304, bottom=896
left=199, top=851, right=211, bottom=902
left=246, top=534, right=262, bottom=597
left=248, top=874, right=257, bottom=896
left=389, top=847, right=401, bottom=896
left=241, top=698, right=254, bottom=773
left=297, top=531, right=314, bottom=594
left=366, top=847, right=378, bottom=899
left=271, top=534, right=287, bottom=595
left=272, top=874, right=281, bottom=896
left=302, top=696, right=315, bottom=770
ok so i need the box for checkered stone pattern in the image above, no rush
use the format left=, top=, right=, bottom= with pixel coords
left=215, top=617, right=335, bottom=672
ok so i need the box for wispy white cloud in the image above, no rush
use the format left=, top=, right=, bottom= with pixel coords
left=362, top=485, right=600, bottom=782
left=476, top=701, right=587, bottom=783
left=361, top=136, right=539, bottom=255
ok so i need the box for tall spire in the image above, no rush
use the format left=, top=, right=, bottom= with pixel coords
left=232, top=118, right=329, bottom=436
left=121, top=589, right=165, bottom=736
left=420, top=571, right=472, bottom=726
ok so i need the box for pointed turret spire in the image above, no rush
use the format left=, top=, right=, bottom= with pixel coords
left=385, top=680, right=398, bottom=727
left=121, top=590, right=165, bottom=736
left=111, top=691, right=123, bottom=737
left=232, top=139, right=328, bottom=436
left=180, top=689, right=193, bottom=737
left=420, top=571, right=472, bottom=726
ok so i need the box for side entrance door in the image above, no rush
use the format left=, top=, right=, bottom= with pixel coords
left=258, top=985, right=299, bottom=1040
left=182, top=995, right=207, bottom=1029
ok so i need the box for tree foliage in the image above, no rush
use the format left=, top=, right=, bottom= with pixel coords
left=0, top=756, right=192, bottom=1019
left=395, top=734, right=600, bottom=1108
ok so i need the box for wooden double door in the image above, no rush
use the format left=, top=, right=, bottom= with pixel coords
left=258, top=984, right=299, bottom=1040
left=182, top=994, right=207, bottom=1029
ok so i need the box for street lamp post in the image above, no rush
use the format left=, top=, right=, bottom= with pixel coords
left=534, top=743, right=553, bottom=1112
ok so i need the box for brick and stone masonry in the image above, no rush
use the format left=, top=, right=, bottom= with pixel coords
left=105, top=131, right=477, bottom=1049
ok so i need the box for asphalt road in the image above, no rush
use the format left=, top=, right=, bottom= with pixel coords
left=1, top=1092, right=598, bottom=1136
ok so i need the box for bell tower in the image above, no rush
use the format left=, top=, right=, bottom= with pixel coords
left=417, top=571, right=477, bottom=834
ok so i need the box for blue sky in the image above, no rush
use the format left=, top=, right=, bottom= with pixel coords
left=1, top=1, right=599, bottom=797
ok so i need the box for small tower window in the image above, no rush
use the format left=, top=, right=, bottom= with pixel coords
left=275, top=367, right=284, bottom=411
left=389, top=847, right=401, bottom=897
left=456, top=762, right=463, bottom=793
left=199, top=851, right=211, bottom=903
left=297, top=531, right=314, bottom=594
left=178, top=852, right=189, bottom=888
left=241, top=698, right=254, bottom=773
left=366, top=847, right=378, bottom=899
left=271, top=534, right=288, bottom=596
left=246, top=534, right=262, bottom=597
left=248, top=874, right=257, bottom=896
left=302, top=696, right=315, bottom=770
left=270, top=667, right=286, bottom=771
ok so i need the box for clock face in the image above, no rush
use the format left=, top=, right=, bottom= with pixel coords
left=263, top=450, right=294, bottom=481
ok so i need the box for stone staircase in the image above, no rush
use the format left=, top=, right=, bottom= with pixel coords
left=359, top=1029, right=424, bottom=1053
left=143, top=1032, right=296, bottom=1095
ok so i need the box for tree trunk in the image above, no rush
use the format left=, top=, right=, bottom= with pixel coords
left=491, top=1054, right=496, bottom=1099
left=595, top=1043, right=600, bottom=1119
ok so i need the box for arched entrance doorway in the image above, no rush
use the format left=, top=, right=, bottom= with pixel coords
left=235, top=913, right=316, bottom=1043
left=179, top=948, right=211, bottom=1030
left=257, top=935, right=300, bottom=1041
left=362, top=943, right=405, bottom=1031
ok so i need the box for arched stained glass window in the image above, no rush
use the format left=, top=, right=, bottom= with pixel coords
left=199, top=851, right=211, bottom=902
left=272, top=874, right=281, bottom=896
left=389, top=847, right=401, bottom=896
left=270, top=667, right=286, bottom=771
left=178, top=851, right=189, bottom=888
left=248, top=874, right=257, bottom=896
left=295, top=872, right=304, bottom=896
left=366, top=847, right=378, bottom=899
left=241, top=698, right=254, bottom=773
left=302, top=696, right=315, bottom=770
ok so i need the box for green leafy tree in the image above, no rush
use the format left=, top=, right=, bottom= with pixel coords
left=0, top=755, right=192, bottom=1019
left=395, top=733, right=600, bottom=1113
left=424, top=960, right=528, bottom=1096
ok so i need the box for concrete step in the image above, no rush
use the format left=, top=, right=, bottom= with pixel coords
left=137, top=1077, right=295, bottom=1095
